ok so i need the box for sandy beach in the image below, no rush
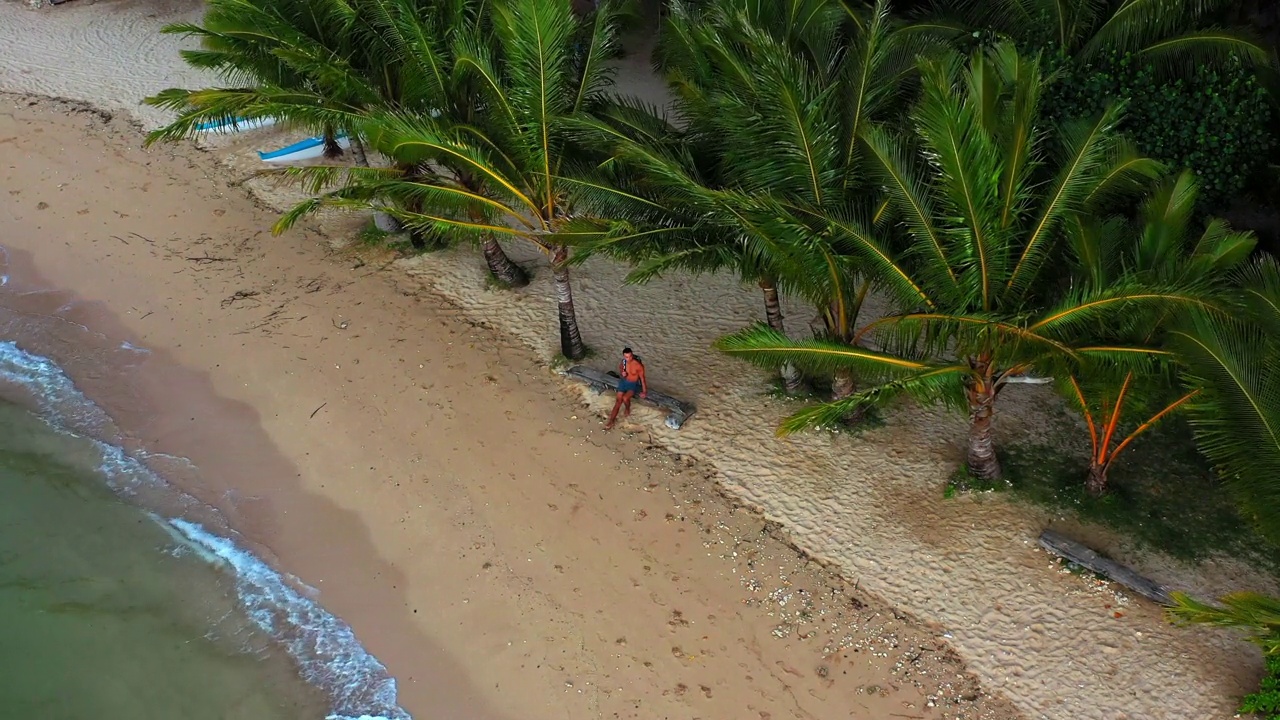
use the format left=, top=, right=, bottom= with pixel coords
left=1, top=0, right=1277, bottom=718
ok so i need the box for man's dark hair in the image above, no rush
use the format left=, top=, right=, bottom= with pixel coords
left=622, top=347, right=633, bottom=354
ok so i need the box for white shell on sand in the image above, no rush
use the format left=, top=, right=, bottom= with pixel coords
left=0, top=1, right=1275, bottom=719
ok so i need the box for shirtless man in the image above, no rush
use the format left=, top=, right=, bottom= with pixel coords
left=604, top=347, right=646, bottom=430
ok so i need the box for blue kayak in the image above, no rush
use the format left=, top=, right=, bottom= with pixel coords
left=258, top=134, right=350, bottom=163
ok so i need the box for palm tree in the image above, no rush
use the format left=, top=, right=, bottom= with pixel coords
left=143, top=0, right=368, bottom=153
left=1058, top=170, right=1256, bottom=495
left=143, top=0, right=530, bottom=282
left=716, top=43, right=1203, bottom=482
left=275, top=0, right=625, bottom=360
left=1172, top=257, right=1280, bottom=545
left=575, top=0, right=938, bottom=400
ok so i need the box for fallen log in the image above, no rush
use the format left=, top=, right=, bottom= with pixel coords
left=1038, top=529, right=1173, bottom=605
left=564, top=364, right=696, bottom=430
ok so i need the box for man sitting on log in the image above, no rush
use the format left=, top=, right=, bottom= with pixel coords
left=604, top=346, right=646, bottom=430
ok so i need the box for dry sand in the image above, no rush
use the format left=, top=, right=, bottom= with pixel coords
left=0, top=1, right=1276, bottom=718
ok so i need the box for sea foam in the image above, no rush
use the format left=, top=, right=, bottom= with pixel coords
left=170, top=519, right=409, bottom=720
left=0, top=339, right=410, bottom=720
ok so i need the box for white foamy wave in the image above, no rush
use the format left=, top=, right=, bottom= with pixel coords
left=0, top=340, right=411, bottom=720
left=0, top=340, right=162, bottom=494
left=169, top=520, right=411, bottom=720
left=0, top=339, right=115, bottom=433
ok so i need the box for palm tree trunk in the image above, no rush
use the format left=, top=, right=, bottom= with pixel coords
left=349, top=137, right=401, bottom=233
left=405, top=196, right=447, bottom=252
left=966, top=359, right=1003, bottom=481
left=831, top=368, right=864, bottom=424
left=759, top=279, right=802, bottom=394
left=551, top=245, right=588, bottom=360
left=483, top=237, right=529, bottom=287
left=322, top=126, right=344, bottom=159
left=831, top=369, right=856, bottom=400
left=1085, top=462, right=1108, bottom=496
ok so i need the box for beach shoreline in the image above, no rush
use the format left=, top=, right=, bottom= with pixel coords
left=1, top=0, right=1277, bottom=716
left=0, top=93, right=1019, bottom=719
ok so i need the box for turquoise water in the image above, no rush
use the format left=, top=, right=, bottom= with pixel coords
left=0, top=398, right=329, bottom=719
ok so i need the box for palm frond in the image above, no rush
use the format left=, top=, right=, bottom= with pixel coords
left=1083, top=0, right=1245, bottom=61
left=1030, top=283, right=1222, bottom=339
left=716, top=324, right=933, bottom=378
left=1168, top=591, right=1280, bottom=655
left=1136, top=28, right=1274, bottom=72
left=1005, top=101, right=1128, bottom=300
left=914, top=48, right=1005, bottom=311
left=860, top=123, right=957, bottom=297
left=776, top=364, right=972, bottom=434
left=1174, top=304, right=1280, bottom=544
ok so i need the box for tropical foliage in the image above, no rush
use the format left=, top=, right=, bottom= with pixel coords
left=577, top=0, right=937, bottom=399
left=1173, top=257, right=1280, bottom=544
left=144, top=0, right=378, bottom=156
left=718, top=43, right=1195, bottom=482
left=1057, top=170, right=1256, bottom=494
left=924, top=0, right=1278, bottom=208
left=929, top=0, right=1272, bottom=67
left=275, top=0, right=626, bottom=359
left=1170, top=590, right=1280, bottom=718
left=1042, top=51, right=1274, bottom=208
left=145, top=0, right=533, bottom=277
left=1169, top=590, right=1280, bottom=655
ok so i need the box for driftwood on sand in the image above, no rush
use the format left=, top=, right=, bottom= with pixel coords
left=1038, top=530, right=1173, bottom=605
left=564, top=365, right=696, bottom=430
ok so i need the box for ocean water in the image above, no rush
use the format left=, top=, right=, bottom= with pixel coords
left=0, top=315, right=411, bottom=718
left=0, top=398, right=329, bottom=719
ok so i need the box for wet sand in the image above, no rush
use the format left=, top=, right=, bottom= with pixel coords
left=0, top=0, right=1276, bottom=717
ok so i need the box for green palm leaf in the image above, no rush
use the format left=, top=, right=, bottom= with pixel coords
left=1173, top=261, right=1280, bottom=544
left=715, top=324, right=935, bottom=378
left=1168, top=591, right=1280, bottom=655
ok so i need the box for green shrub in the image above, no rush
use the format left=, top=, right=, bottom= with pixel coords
left=1242, top=654, right=1280, bottom=720
left=1042, top=50, right=1274, bottom=209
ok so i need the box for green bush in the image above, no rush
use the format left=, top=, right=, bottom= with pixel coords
left=1042, top=50, right=1274, bottom=209
left=1243, top=654, right=1280, bottom=720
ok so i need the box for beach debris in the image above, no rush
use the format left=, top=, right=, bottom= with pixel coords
left=220, top=289, right=259, bottom=308
left=1037, top=530, right=1172, bottom=605
left=185, top=253, right=235, bottom=264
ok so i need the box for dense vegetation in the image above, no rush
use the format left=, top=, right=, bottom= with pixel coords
left=146, top=0, right=1280, bottom=710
